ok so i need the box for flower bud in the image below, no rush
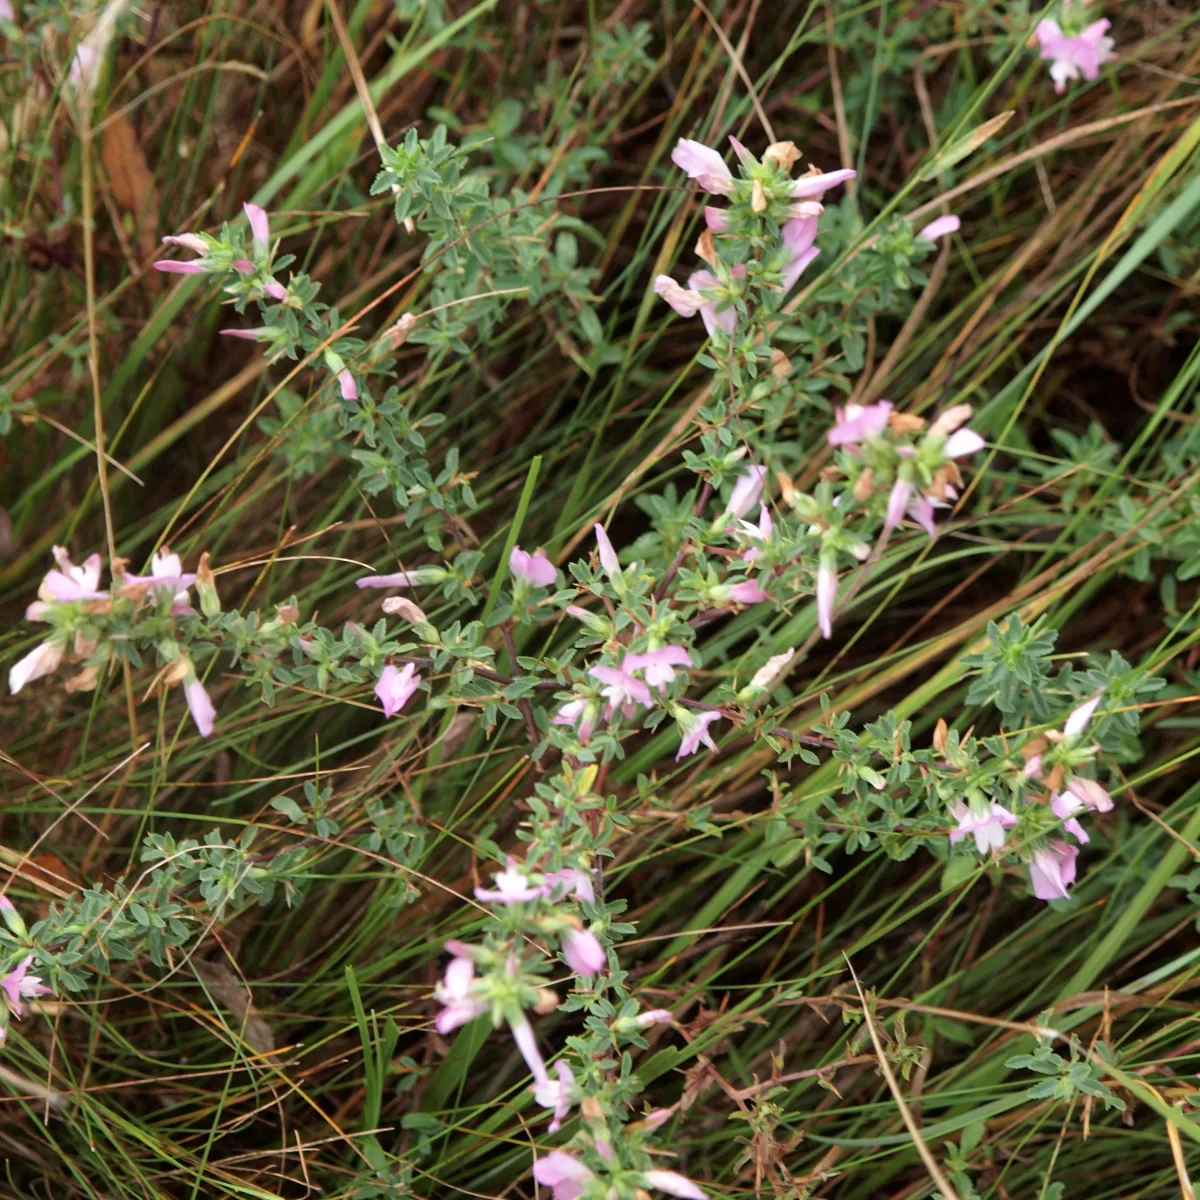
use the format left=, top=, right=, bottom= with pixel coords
left=0, top=896, right=28, bottom=939
left=852, top=467, right=874, bottom=502
left=163, top=658, right=191, bottom=686
left=763, top=140, right=801, bottom=171
left=770, top=348, right=791, bottom=378
left=196, top=552, right=221, bottom=617
left=534, top=987, right=560, bottom=1015
left=565, top=604, right=611, bottom=636
left=276, top=603, right=300, bottom=624
left=751, top=179, right=768, bottom=213
left=927, top=403, right=973, bottom=438
left=889, top=411, right=927, bottom=435
left=382, top=595, right=428, bottom=624
left=581, top=1095, right=606, bottom=1123
left=386, top=312, right=417, bottom=349
left=65, top=666, right=99, bottom=693
left=933, top=718, right=949, bottom=754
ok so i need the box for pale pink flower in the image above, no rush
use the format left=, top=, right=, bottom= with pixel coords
left=244, top=202, right=270, bottom=255
left=636, top=1008, right=675, bottom=1028
left=1064, top=775, right=1113, bottom=813
left=40, top=547, right=105, bottom=603
left=1029, top=840, right=1078, bottom=901
left=746, top=648, right=794, bottom=694
left=728, top=465, right=767, bottom=518
left=263, top=279, right=288, bottom=301
left=553, top=698, right=597, bottom=745
left=726, top=579, right=768, bottom=605
left=1051, top=793, right=1090, bottom=844
left=816, top=561, right=837, bottom=639
left=789, top=168, right=856, bottom=200
left=917, top=215, right=960, bottom=242
left=184, top=676, right=215, bottom=737
left=357, top=570, right=430, bottom=589
left=703, top=206, right=728, bottom=231
left=671, top=138, right=734, bottom=193
left=509, top=1014, right=549, bottom=1085
left=676, top=710, right=721, bottom=759
left=563, top=928, right=606, bottom=975
left=827, top=401, right=893, bottom=447
left=594, top=524, right=621, bottom=576
left=1035, top=18, right=1115, bottom=93
left=885, top=479, right=912, bottom=532
left=8, top=641, right=64, bottom=695
left=781, top=216, right=820, bottom=291
left=533, top=1059, right=576, bottom=1133
left=738, top=503, right=773, bottom=563
left=123, top=549, right=196, bottom=613
left=375, top=663, right=420, bottom=718
left=944, top=428, right=985, bottom=457
left=949, top=801, right=1017, bottom=854
left=219, top=326, right=272, bottom=341
left=1065, top=693, right=1103, bottom=737
left=232, top=258, right=255, bottom=273
left=543, top=867, right=595, bottom=903
left=161, top=233, right=208, bottom=255
left=533, top=1150, right=594, bottom=1200
left=1024, top=753, right=1044, bottom=780
left=154, top=258, right=207, bottom=275
left=509, top=546, right=557, bottom=588
left=434, top=955, right=486, bottom=1034
left=909, top=493, right=938, bottom=537
left=475, top=859, right=546, bottom=904
left=68, top=44, right=100, bottom=95
left=0, top=956, right=48, bottom=1018
left=624, top=645, right=693, bottom=690
left=686, top=266, right=743, bottom=338
left=642, top=1169, right=707, bottom=1199
left=654, top=275, right=707, bottom=318
left=338, top=370, right=357, bottom=400
left=639, top=1108, right=678, bottom=1131
left=589, top=665, right=652, bottom=720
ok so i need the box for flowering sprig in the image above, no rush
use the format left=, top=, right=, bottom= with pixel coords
left=1033, top=3, right=1116, bottom=93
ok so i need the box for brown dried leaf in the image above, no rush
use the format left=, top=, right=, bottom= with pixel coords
left=101, top=114, right=158, bottom=263
left=193, top=958, right=276, bottom=1054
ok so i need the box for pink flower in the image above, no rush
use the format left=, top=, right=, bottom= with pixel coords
left=544, top=867, right=595, bottom=903
left=589, top=665, right=652, bottom=720
left=1029, top=840, right=1078, bottom=901
left=789, top=168, right=856, bottom=200
left=8, top=641, right=64, bottom=695
left=738, top=503, right=773, bottom=563
left=686, top=267, right=742, bottom=338
left=244, top=202, right=270, bottom=255
left=123, top=549, right=196, bottom=612
left=944, top=428, right=985, bottom=457
left=562, top=928, right=606, bottom=975
left=154, top=258, right=208, bottom=275
left=475, top=859, right=546, bottom=903
left=533, top=1150, right=594, bottom=1200
left=375, top=663, right=420, bottom=718
left=728, top=465, right=767, bottom=518
left=184, top=676, right=215, bottom=737
left=949, top=801, right=1017, bottom=854
left=642, top=1169, right=707, bottom=1199
left=232, top=258, right=255, bottom=273
left=1065, top=693, right=1103, bottom=737
left=624, top=645, right=693, bottom=690
left=676, top=710, right=721, bottom=759
left=654, top=275, right=707, bottom=318
left=338, top=370, right=357, bottom=400
left=553, top=698, right=597, bottom=745
left=0, top=956, right=48, bottom=1018
left=726, top=579, right=768, bottom=605
left=357, top=569, right=432, bottom=589
left=1051, top=793, right=1090, bottom=844
left=509, top=546, right=557, bottom=588
left=594, top=523, right=621, bottom=577
left=1035, top=18, right=1115, bottom=93
left=703, top=206, right=728, bottom=231
left=909, top=493, right=938, bottom=537
left=1064, top=775, right=1113, bottom=813
left=161, top=233, right=208, bottom=255
left=434, top=955, right=486, bottom=1034
left=533, top=1059, right=577, bottom=1133
left=827, top=401, right=893, bottom=447
left=219, top=326, right=272, bottom=341
left=816, top=561, right=837, bottom=639
left=671, top=138, right=734, bottom=194
left=39, top=546, right=105, bottom=603
left=885, top=479, right=911, bottom=532
left=917, top=214, right=961, bottom=242
left=509, top=1014, right=549, bottom=1086
left=781, top=216, right=820, bottom=291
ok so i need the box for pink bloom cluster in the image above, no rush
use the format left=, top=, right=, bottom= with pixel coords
left=0, top=955, right=49, bottom=1028
left=1035, top=17, right=1115, bottom=93
left=535, top=1151, right=706, bottom=1200
left=375, top=662, right=421, bottom=717
left=653, top=137, right=854, bottom=337
left=509, top=545, right=557, bottom=588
